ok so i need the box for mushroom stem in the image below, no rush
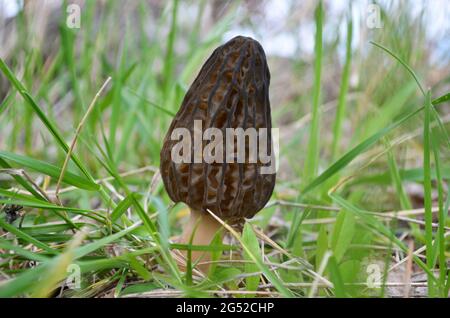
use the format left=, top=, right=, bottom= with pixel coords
left=178, top=209, right=223, bottom=273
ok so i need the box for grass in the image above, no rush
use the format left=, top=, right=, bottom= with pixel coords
left=0, top=1, right=449, bottom=298
left=303, top=0, right=323, bottom=182
left=331, top=9, right=352, bottom=160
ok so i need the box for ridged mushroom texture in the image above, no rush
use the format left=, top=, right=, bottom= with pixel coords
left=160, top=36, right=276, bottom=272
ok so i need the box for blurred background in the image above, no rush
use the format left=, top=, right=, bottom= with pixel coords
left=1, top=0, right=449, bottom=178
left=0, top=0, right=449, bottom=297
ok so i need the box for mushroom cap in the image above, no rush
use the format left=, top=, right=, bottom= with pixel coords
left=160, top=36, right=276, bottom=224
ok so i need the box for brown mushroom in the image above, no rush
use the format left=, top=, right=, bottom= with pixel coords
left=160, top=36, right=276, bottom=272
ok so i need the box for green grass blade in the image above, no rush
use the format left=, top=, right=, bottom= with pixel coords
left=430, top=105, right=447, bottom=296
left=0, top=157, right=45, bottom=200
left=290, top=0, right=323, bottom=258
left=162, top=0, right=179, bottom=101
left=0, top=218, right=57, bottom=255
left=109, top=35, right=128, bottom=154
left=242, top=223, right=262, bottom=297
left=328, top=255, right=346, bottom=297
left=315, top=224, right=329, bottom=271
left=302, top=106, right=422, bottom=196
left=0, top=189, right=103, bottom=227
left=31, top=231, right=85, bottom=297
left=330, top=193, right=438, bottom=284
left=330, top=210, right=355, bottom=263
left=20, top=223, right=85, bottom=235
left=423, top=91, right=434, bottom=296
left=0, top=58, right=96, bottom=184
left=126, top=255, right=152, bottom=281
left=0, top=238, right=50, bottom=262
left=370, top=41, right=425, bottom=96
left=126, top=88, right=176, bottom=117
left=303, top=0, right=323, bottom=182
left=0, top=264, right=48, bottom=297
left=110, top=194, right=135, bottom=223
left=0, top=151, right=99, bottom=191
left=73, top=222, right=141, bottom=258
left=431, top=92, right=450, bottom=105
left=302, top=91, right=448, bottom=196
left=384, top=140, right=413, bottom=210
left=331, top=13, right=352, bottom=159
left=207, top=211, right=294, bottom=297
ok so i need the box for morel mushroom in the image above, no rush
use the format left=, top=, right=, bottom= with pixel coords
left=160, top=36, right=276, bottom=271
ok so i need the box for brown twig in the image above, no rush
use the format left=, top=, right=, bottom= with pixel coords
left=55, top=77, right=111, bottom=198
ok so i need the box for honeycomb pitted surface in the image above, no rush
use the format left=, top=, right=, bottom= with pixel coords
left=160, top=36, right=276, bottom=224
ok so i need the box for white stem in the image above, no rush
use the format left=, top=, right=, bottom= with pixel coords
left=178, top=209, right=223, bottom=273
